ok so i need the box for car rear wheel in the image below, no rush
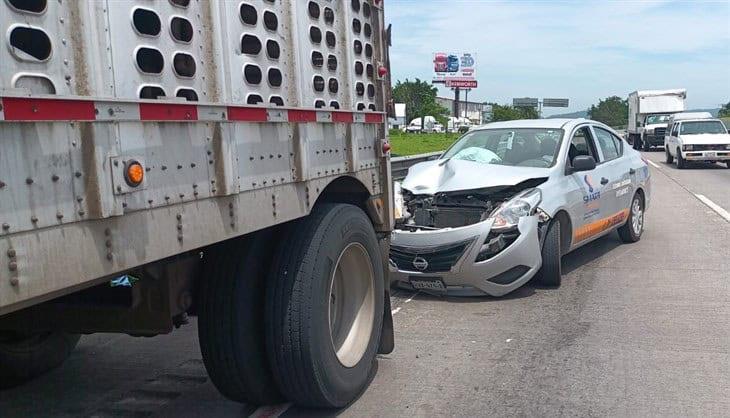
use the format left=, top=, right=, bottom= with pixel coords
left=0, top=331, right=80, bottom=388
left=665, top=148, right=674, bottom=164
left=535, top=219, right=561, bottom=287
left=266, top=203, right=384, bottom=408
left=725, top=161, right=730, bottom=169
left=676, top=148, right=686, bottom=169
left=618, top=192, right=644, bottom=243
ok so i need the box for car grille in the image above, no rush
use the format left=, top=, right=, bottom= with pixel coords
left=390, top=239, right=473, bottom=273
left=653, top=127, right=666, bottom=136
left=693, top=144, right=728, bottom=151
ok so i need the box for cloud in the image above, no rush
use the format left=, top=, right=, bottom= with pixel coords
left=385, top=0, right=730, bottom=113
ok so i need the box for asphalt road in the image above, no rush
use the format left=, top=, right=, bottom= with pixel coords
left=1, top=150, right=728, bottom=417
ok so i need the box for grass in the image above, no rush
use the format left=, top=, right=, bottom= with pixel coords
left=388, top=130, right=461, bottom=156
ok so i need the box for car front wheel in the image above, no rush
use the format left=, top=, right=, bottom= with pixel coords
left=665, top=148, right=674, bottom=164
left=676, top=148, right=686, bottom=169
left=535, top=219, right=562, bottom=287
left=618, top=192, right=644, bottom=243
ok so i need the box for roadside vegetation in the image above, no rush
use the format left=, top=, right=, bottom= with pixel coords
left=389, top=130, right=460, bottom=156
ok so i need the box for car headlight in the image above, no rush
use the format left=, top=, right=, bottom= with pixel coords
left=646, top=128, right=654, bottom=134
left=393, top=182, right=409, bottom=220
left=725, top=144, right=730, bottom=150
left=488, top=188, right=542, bottom=231
left=683, top=144, right=694, bottom=151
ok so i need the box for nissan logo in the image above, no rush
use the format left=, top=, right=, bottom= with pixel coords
left=412, top=256, right=428, bottom=271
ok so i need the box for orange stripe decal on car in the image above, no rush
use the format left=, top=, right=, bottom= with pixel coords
left=574, top=209, right=630, bottom=242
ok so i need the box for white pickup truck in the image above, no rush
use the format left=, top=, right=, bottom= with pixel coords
left=0, top=0, right=394, bottom=409
left=664, top=113, right=730, bottom=169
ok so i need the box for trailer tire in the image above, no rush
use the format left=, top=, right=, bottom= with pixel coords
left=535, top=219, right=562, bottom=287
left=0, top=331, right=80, bottom=389
left=266, top=203, right=384, bottom=408
left=198, top=233, right=283, bottom=406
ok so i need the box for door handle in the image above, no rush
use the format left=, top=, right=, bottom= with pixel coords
left=600, top=177, right=609, bottom=185
left=629, top=168, right=636, bottom=175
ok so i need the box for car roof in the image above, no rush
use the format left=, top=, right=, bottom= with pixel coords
left=472, top=118, right=592, bottom=131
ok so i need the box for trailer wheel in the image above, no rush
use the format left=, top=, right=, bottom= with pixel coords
left=198, top=233, right=283, bottom=406
left=266, top=204, right=384, bottom=408
left=0, top=331, right=80, bottom=388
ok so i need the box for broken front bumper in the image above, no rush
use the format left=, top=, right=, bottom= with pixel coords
left=389, top=216, right=542, bottom=297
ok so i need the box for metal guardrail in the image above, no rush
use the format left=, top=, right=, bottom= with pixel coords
left=390, top=151, right=442, bottom=180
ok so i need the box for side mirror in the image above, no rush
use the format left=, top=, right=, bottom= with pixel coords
left=571, top=155, right=596, bottom=172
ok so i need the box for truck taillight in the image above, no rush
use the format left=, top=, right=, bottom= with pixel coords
left=378, top=66, right=388, bottom=78
left=124, top=160, right=145, bottom=187
left=382, top=142, right=391, bottom=154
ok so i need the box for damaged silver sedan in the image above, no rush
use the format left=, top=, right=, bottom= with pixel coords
left=390, top=119, right=651, bottom=296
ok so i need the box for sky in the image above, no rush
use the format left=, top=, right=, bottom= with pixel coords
left=384, top=0, right=730, bottom=116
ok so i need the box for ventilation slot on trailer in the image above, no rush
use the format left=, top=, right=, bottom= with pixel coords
left=6, top=0, right=46, bottom=14
left=366, top=63, right=373, bottom=78
left=173, top=53, right=196, bottom=78
left=133, top=8, right=161, bottom=36
left=247, top=94, right=263, bottom=105
left=355, top=61, right=364, bottom=75
left=263, top=11, right=278, bottom=31
left=367, top=84, right=375, bottom=98
left=14, top=75, right=55, bottom=94
left=357, top=103, right=365, bottom=111
left=169, top=0, right=190, bottom=7
left=171, top=17, right=193, bottom=43
left=9, top=26, right=52, bottom=61
left=351, top=0, right=360, bottom=12
left=140, top=85, right=166, bottom=99
left=330, top=101, right=340, bottom=109
left=315, top=100, right=326, bottom=109
left=244, top=64, right=262, bottom=84
left=266, top=40, right=280, bottom=59
left=363, top=2, right=371, bottom=18
left=328, top=78, right=338, bottom=93
left=176, top=88, right=199, bottom=101
left=310, top=26, right=322, bottom=44
left=136, top=47, right=164, bottom=74
left=308, top=2, right=320, bottom=19
left=313, top=76, right=325, bottom=92
left=311, top=51, right=324, bottom=67
left=268, top=68, right=282, bottom=87
left=325, top=31, right=335, bottom=48
left=368, top=104, right=376, bottom=111
left=240, top=3, right=257, bottom=25
left=355, top=82, right=364, bottom=96
left=327, top=55, right=337, bottom=71
left=324, top=8, right=334, bottom=24
left=365, top=43, right=372, bottom=58
left=352, top=19, right=361, bottom=34
left=241, top=34, right=262, bottom=55
left=364, top=23, right=372, bottom=38
left=270, top=96, right=284, bottom=106
left=353, top=40, right=362, bottom=55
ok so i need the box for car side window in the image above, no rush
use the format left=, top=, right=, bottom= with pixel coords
left=567, top=126, right=598, bottom=165
left=593, top=127, right=620, bottom=161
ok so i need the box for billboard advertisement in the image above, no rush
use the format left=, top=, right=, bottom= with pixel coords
left=433, top=52, right=477, bottom=88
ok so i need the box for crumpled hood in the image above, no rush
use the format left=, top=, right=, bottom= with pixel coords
left=401, top=159, right=550, bottom=195
left=679, top=133, right=730, bottom=145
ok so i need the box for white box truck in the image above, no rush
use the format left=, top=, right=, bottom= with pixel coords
left=0, top=0, right=394, bottom=409
left=627, top=89, right=686, bottom=150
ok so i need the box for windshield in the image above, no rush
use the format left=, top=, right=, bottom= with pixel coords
left=645, top=114, right=671, bottom=124
left=680, top=121, right=728, bottom=135
left=441, top=128, right=563, bottom=168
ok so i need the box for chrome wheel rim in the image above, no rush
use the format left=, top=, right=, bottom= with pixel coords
left=328, top=242, right=375, bottom=368
left=631, top=197, right=643, bottom=235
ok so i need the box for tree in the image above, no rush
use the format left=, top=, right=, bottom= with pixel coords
left=490, top=103, right=539, bottom=122
left=587, top=96, right=628, bottom=127
left=718, top=101, right=730, bottom=118
left=392, top=78, right=449, bottom=126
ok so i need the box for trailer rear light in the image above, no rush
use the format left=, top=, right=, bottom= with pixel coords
left=124, top=160, right=145, bottom=187
left=378, top=65, right=388, bottom=78
left=382, top=142, right=391, bottom=154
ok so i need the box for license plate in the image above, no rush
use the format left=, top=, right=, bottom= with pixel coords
left=409, top=277, right=446, bottom=291
left=705, top=152, right=716, bottom=158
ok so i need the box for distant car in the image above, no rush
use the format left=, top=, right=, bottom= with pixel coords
left=390, top=119, right=651, bottom=297
left=664, top=115, right=730, bottom=169
left=433, top=123, right=445, bottom=133
left=447, top=55, right=459, bottom=72
left=434, top=53, right=448, bottom=73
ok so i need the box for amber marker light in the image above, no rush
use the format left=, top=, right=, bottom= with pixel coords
left=124, top=160, right=144, bottom=187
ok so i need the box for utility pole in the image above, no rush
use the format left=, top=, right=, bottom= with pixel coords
left=464, top=89, right=470, bottom=119
left=453, top=87, right=460, bottom=119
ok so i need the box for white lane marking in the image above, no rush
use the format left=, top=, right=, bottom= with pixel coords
left=250, top=403, right=292, bottom=418
left=647, top=160, right=660, bottom=168
left=404, top=291, right=419, bottom=303
left=695, top=194, right=730, bottom=223
left=391, top=307, right=402, bottom=315
left=506, top=338, right=513, bottom=343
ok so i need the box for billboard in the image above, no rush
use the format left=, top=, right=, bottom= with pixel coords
left=513, top=97, right=539, bottom=107
left=433, top=52, right=477, bottom=88
left=543, top=98, right=569, bottom=108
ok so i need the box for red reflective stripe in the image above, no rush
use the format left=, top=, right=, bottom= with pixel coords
left=288, top=110, right=317, bottom=123
left=139, top=103, right=198, bottom=121
left=227, top=106, right=268, bottom=122
left=365, top=113, right=383, bottom=123
left=332, top=111, right=354, bottom=123
left=2, top=98, right=96, bottom=121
